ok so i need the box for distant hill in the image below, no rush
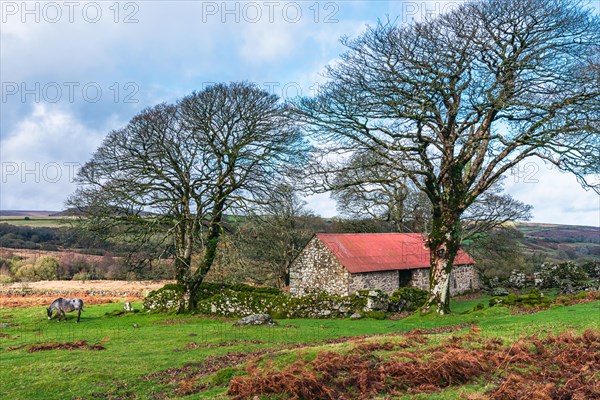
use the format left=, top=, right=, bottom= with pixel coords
left=49, top=207, right=156, bottom=217
left=1, top=210, right=598, bottom=262
left=1, top=208, right=156, bottom=217
left=512, top=222, right=599, bottom=261
left=49, top=208, right=84, bottom=217
left=0, top=210, right=58, bottom=217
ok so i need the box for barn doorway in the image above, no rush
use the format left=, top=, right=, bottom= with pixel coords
left=398, top=270, right=411, bottom=287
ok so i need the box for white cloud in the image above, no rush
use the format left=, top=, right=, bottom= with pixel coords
left=2, top=104, right=105, bottom=160
left=504, top=160, right=600, bottom=227
left=0, top=104, right=113, bottom=210
left=239, top=22, right=297, bottom=62
left=305, top=193, right=338, bottom=217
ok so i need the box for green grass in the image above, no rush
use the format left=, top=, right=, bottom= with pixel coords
left=1, top=297, right=599, bottom=399
left=0, top=216, right=72, bottom=227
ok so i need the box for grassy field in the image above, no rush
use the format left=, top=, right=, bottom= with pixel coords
left=0, top=216, right=72, bottom=227
left=1, top=294, right=599, bottom=399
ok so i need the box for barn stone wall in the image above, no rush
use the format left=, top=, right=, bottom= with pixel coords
left=410, top=265, right=481, bottom=295
left=349, top=271, right=400, bottom=294
left=289, top=236, right=350, bottom=297
left=410, top=268, right=430, bottom=292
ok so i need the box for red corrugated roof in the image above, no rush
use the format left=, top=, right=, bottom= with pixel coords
left=316, top=233, right=476, bottom=274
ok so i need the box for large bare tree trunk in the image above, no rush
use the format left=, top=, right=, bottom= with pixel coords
left=186, top=232, right=220, bottom=311
left=186, top=196, right=225, bottom=312
left=422, top=211, right=461, bottom=314
left=174, top=256, right=191, bottom=314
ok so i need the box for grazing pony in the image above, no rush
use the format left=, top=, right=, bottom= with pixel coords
left=47, top=298, right=84, bottom=323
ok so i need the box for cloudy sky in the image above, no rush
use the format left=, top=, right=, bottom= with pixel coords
left=1, top=0, right=598, bottom=226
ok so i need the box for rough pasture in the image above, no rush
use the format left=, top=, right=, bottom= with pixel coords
left=1, top=291, right=599, bottom=399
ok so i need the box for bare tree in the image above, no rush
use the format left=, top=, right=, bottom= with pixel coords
left=178, top=83, right=307, bottom=308
left=240, top=183, right=315, bottom=287
left=70, top=82, right=307, bottom=311
left=332, top=151, right=532, bottom=236
left=68, top=103, right=206, bottom=305
left=461, top=181, right=533, bottom=239
left=331, top=150, right=416, bottom=232
left=294, top=0, right=600, bottom=313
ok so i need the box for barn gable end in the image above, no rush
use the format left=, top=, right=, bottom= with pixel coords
left=289, top=236, right=351, bottom=297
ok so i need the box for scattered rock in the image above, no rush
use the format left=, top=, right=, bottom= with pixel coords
left=132, top=323, right=140, bottom=328
left=232, top=314, right=277, bottom=327
left=508, top=270, right=530, bottom=289
left=338, top=304, right=352, bottom=313
left=124, top=302, right=134, bottom=312
left=350, top=312, right=363, bottom=320
left=0, top=323, right=14, bottom=329
left=491, top=287, right=510, bottom=297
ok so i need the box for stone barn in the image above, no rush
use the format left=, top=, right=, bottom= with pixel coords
left=289, top=233, right=480, bottom=297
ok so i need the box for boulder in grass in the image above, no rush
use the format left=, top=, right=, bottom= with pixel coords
left=232, top=313, right=277, bottom=327
left=364, top=290, right=389, bottom=312
left=349, top=312, right=363, bottom=320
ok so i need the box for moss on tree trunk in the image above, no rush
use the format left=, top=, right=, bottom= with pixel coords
left=422, top=210, right=461, bottom=315
left=185, top=196, right=225, bottom=313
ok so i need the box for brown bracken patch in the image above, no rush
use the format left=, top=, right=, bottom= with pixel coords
left=145, top=351, right=268, bottom=397
left=184, top=340, right=265, bottom=349
left=8, top=340, right=106, bottom=352
left=227, top=329, right=600, bottom=400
